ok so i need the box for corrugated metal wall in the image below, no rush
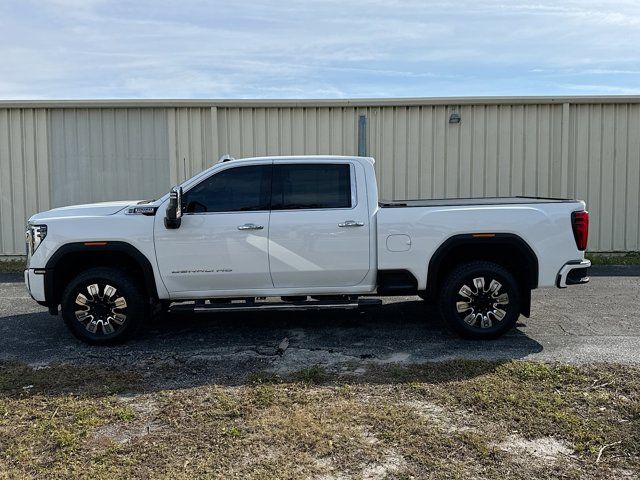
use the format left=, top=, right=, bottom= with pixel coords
left=568, top=104, right=640, bottom=251
left=168, top=106, right=362, bottom=183
left=0, top=108, right=49, bottom=255
left=365, top=104, right=565, bottom=200
left=1, top=99, right=639, bottom=254
left=49, top=108, right=169, bottom=207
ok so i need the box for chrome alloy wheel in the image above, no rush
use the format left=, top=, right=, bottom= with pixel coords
left=455, top=277, right=509, bottom=329
left=75, top=283, right=127, bottom=335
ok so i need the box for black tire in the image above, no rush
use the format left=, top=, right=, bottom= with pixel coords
left=438, top=261, right=520, bottom=339
left=61, top=267, right=147, bottom=345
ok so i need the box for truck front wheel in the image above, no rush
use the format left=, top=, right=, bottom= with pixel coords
left=438, top=261, right=520, bottom=339
left=61, top=267, right=147, bottom=345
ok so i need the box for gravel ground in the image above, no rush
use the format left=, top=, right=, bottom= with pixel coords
left=0, top=266, right=638, bottom=385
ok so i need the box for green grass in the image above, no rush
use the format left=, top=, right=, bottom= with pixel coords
left=0, top=362, right=142, bottom=396
left=293, top=365, right=327, bottom=384
left=586, top=251, right=640, bottom=265
left=0, top=258, right=26, bottom=273
left=0, top=360, right=637, bottom=479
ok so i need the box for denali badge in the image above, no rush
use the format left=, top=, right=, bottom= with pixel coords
left=171, top=269, right=233, bottom=274
left=127, top=206, right=157, bottom=215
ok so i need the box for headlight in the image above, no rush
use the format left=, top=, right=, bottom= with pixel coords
left=26, top=224, right=47, bottom=255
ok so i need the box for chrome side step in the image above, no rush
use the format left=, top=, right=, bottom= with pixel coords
left=170, top=298, right=382, bottom=313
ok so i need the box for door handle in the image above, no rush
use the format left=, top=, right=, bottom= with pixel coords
left=237, top=223, right=264, bottom=230
left=338, top=220, right=365, bottom=227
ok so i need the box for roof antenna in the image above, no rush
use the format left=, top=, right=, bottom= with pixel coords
left=183, top=157, right=186, bottom=181
left=218, top=154, right=234, bottom=163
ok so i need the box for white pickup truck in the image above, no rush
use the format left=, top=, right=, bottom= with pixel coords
left=25, top=155, right=590, bottom=345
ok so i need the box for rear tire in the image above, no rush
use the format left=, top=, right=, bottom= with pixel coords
left=61, top=267, right=147, bottom=345
left=438, top=261, right=520, bottom=339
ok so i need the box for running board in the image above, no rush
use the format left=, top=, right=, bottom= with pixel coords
left=170, top=298, right=382, bottom=313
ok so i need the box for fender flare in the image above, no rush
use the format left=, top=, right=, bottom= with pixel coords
left=43, top=241, right=159, bottom=308
left=426, top=233, right=539, bottom=294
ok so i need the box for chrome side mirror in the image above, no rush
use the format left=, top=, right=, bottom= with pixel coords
left=164, top=186, right=183, bottom=229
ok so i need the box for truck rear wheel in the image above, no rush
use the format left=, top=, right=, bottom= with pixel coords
left=61, top=267, right=147, bottom=345
left=438, top=261, right=520, bottom=339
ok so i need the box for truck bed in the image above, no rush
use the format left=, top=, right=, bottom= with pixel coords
left=379, top=196, right=581, bottom=208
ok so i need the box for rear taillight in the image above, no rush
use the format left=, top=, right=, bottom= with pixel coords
left=571, top=210, right=589, bottom=251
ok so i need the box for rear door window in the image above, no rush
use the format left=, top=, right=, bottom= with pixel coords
left=271, top=164, right=352, bottom=210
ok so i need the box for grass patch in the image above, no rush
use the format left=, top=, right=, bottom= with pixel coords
left=0, top=360, right=637, bottom=479
left=420, top=362, right=638, bottom=456
left=587, top=251, right=640, bottom=265
left=292, top=365, right=327, bottom=384
left=0, top=362, right=142, bottom=396
left=0, top=258, right=26, bottom=273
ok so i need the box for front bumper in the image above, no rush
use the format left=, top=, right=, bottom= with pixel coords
left=556, top=260, right=591, bottom=288
left=24, top=268, right=46, bottom=302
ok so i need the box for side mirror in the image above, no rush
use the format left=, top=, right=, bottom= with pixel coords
left=164, top=186, right=183, bottom=229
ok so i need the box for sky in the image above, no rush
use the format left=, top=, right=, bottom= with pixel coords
left=1, top=0, right=640, bottom=99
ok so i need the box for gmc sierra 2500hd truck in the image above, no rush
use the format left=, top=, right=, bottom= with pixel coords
left=25, top=155, right=590, bottom=345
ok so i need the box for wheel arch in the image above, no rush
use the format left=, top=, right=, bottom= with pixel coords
left=44, top=241, right=158, bottom=312
left=425, top=233, right=538, bottom=317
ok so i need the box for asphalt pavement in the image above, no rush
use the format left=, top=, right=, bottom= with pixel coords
left=0, top=267, right=638, bottom=384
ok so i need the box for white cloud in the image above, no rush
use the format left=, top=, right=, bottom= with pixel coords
left=561, top=83, right=640, bottom=95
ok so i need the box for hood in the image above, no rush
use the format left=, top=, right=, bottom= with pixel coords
left=28, top=200, right=140, bottom=223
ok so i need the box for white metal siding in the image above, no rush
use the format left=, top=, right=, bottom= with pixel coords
left=1, top=98, right=639, bottom=254
left=365, top=104, right=565, bottom=201
left=168, top=107, right=361, bottom=183
left=0, top=108, right=49, bottom=255
left=48, top=108, right=170, bottom=208
left=568, top=104, right=640, bottom=252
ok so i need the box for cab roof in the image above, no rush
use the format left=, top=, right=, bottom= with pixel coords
left=225, top=155, right=375, bottom=164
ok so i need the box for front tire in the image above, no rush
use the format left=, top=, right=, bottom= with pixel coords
left=438, top=261, right=520, bottom=339
left=61, top=267, right=147, bottom=345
